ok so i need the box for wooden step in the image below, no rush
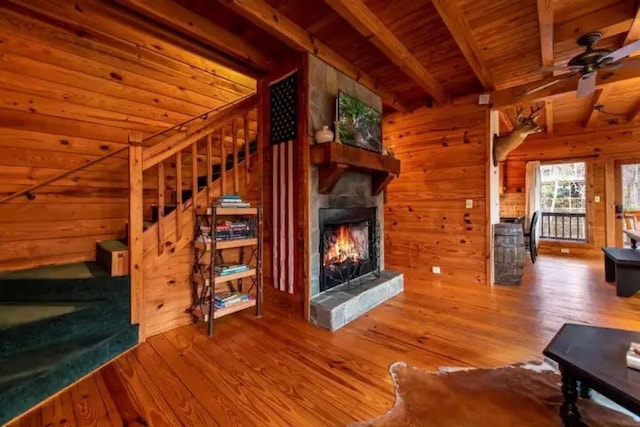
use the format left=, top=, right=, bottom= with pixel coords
left=96, top=240, right=129, bottom=277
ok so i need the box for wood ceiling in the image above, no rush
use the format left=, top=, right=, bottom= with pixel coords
left=3, top=0, right=639, bottom=135
left=189, top=0, right=638, bottom=133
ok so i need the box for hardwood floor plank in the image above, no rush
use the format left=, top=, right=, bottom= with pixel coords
left=93, top=374, right=124, bottom=427
left=131, top=343, right=221, bottom=427
left=112, top=352, right=183, bottom=426
left=146, top=333, right=253, bottom=426
left=181, top=325, right=342, bottom=427
left=69, top=376, right=113, bottom=427
left=40, top=388, right=78, bottom=427
left=98, top=364, right=147, bottom=427
left=161, top=329, right=292, bottom=426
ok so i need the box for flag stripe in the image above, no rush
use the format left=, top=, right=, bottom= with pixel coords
left=278, top=142, right=286, bottom=292
left=287, top=139, right=295, bottom=294
left=272, top=144, right=279, bottom=289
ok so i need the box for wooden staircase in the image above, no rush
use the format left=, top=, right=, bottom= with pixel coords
left=127, top=94, right=261, bottom=339
left=0, top=93, right=261, bottom=341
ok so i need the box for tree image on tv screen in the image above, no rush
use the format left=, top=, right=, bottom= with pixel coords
left=338, top=93, right=382, bottom=153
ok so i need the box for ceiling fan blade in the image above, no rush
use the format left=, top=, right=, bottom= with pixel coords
left=576, top=72, right=596, bottom=98
left=523, top=74, right=575, bottom=96
left=600, top=39, right=640, bottom=63
left=540, top=65, right=582, bottom=72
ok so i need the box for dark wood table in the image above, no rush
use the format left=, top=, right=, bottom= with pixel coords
left=544, top=324, right=640, bottom=426
left=624, top=230, right=640, bottom=250
left=602, top=247, right=640, bottom=297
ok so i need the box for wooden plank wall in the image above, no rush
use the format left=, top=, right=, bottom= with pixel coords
left=143, top=160, right=260, bottom=337
left=0, top=2, right=254, bottom=272
left=505, top=127, right=640, bottom=257
left=383, top=104, right=488, bottom=285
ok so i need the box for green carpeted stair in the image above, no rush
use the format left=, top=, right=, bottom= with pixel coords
left=0, top=262, right=138, bottom=424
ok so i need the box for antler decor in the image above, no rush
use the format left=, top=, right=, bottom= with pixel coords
left=493, top=104, right=544, bottom=165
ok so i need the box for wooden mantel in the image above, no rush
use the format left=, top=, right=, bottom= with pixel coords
left=310, top=142, right=401, bottom=195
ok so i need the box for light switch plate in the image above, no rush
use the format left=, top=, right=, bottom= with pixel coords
left=466, top=199, right=474, bottom=209
left=432, top=266, right=441, bottom=274
left=594, top=196, right=601, bottom=203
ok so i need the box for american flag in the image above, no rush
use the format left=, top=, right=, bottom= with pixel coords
left=269, top=73, right=297, bottom=294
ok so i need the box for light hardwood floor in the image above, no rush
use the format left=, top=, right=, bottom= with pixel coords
left=9, top=255, right=640, bottom=426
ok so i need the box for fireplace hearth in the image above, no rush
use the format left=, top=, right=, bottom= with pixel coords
left=319, top=207, right=379, bottom=292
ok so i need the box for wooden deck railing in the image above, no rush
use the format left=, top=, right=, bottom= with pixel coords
left=540, top=212, right=587, bottom=241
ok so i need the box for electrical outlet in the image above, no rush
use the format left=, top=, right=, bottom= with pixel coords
left=594, top=196, right=601, bottom=203
left=432, top=266, right=441, bottom=274
left=561, top=248, right=570, bottom=254
left=465, top=199, right=473, bottom=209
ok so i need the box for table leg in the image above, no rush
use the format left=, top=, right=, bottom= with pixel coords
left=604, top=254, right=616, bottom=282
left=560, top=367, right=587, bottom=427
left=615, top=264, right=640, bottom=297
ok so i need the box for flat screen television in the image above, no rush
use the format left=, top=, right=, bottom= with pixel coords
left=336, top=91, right=382, bottom=153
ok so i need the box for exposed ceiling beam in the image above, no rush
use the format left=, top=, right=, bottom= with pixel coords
left=625, top=4, right=640, bottom=45
left=489, top=67, right=640, bottom=108
left=430, top=0, right=495, bottom=90
left=537, top=0, right=554, bottom=70
left=218, top=0, right=412, bottom=112
left=628, top=99, right=640, bottom=122
left=554, top=3, right=635, bottom=46
left=544, top=99, right=554, bottom=135
left=584, top=87, right=610, bottom=128
left=323, top=0, right=448, bottom=103
left=499, top=111, right=514, bottom=133
left=115, top=0, right=272, bottom=72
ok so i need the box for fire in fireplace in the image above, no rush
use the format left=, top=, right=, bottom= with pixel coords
left=323, top=222, right=369, bottom=265
left=319, top=207, right=379, bottom=292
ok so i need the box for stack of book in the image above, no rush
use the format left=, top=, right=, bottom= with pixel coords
left=215, top=264, right=250, bottom=276
left=215, top=194, right=250, bottom=208
left=216, top=220, right=253, bottom=240
left=214, top=292, right=252, bottom=309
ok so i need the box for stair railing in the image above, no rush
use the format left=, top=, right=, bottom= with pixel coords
left=136, top=93, right=258, bottom=255
left=0, top=94, right=256, bottom=206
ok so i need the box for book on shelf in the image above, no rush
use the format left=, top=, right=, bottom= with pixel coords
left=214, top=194, right=251, bottom=208
left=214, top=292, right=252, bottom=308
left=216, top=202, right=251, bottom=208
left=215, top=264, right=250, bottom=275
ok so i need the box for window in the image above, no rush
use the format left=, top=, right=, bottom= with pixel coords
left=539, top=162, right=587, bottom=241
left=622, top=164, right=640, bottom=212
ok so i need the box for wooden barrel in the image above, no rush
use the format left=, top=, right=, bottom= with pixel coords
left=494, top=223, right=525, bottom=285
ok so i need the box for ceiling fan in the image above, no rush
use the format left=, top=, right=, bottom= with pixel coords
left=525, top=32, right=640, bottom=98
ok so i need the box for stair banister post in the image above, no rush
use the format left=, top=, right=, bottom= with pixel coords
left=128, top=132, right=145, bottom=342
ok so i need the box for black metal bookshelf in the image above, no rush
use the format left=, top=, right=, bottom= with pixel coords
left=189, top=205, right=263, bottom=335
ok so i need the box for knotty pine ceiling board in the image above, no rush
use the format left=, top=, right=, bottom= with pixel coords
left=552, top=0, right=629, bottom=23
left=268, top=0, right=433, bottom=105
left=547, top=92, right=592, bottom=125
left=175, top=0, right=292, bottom=65
left=460, top=0, right=543, bottom=90
left=366, top=0, right=482, bottom=96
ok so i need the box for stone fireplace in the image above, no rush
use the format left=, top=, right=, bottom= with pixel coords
left=306, top=53, right=403, bottom=331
